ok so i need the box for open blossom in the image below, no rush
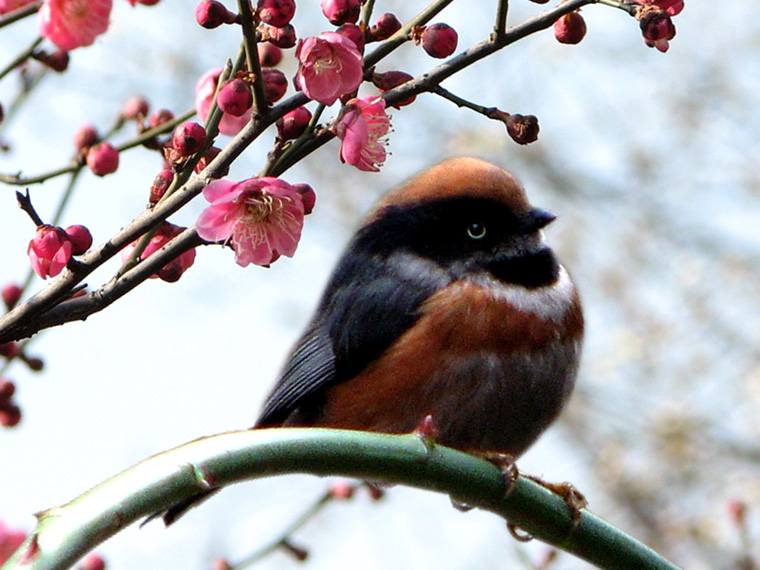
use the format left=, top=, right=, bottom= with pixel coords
left=195, top=68, right=251, bottom=136
left=295, top=32, right=363, bottom=105
left=37, top=0, right=112, bottom=51
left=196, top=177, right=313, bottom=267
left=28, top=225, right=73, bottom=279
left=333, top=96, right=390, bottom=172
left=120, top=222, right=196, bottom=283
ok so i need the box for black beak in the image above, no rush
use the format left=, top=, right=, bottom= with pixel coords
left=521, top=208, right=556, bottom=232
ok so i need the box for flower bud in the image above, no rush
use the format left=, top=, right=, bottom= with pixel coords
left=368, top=13, right=401, bottom=42
left=276, top=106, right=312, bottom=141
left=0, top=378, right=15, bottom=401
left=320, top=0, right=360, bottom=26
left=86, top=142, right=119, bottom=176
left=257, top=0, right=295, bottom=27
left=0, top=342, right=20, bottom=359
left=335, top=23, right=364, bottom=50
left=372, top=70, right=415, bottom=108
left=148, top=109, right=174, bottom=129
left=28, top=225, right=73, bottom=279
left=35, top=48, right=69, bottom=72
left=73, top=124, right=99, bottom=151
left=329, top=481, right=355, bottom=499
left=262, top=68, right=288, bottom=104
left=262, top=23, right=297, bottom=48
left=80, top=554, right=106, bottom=570
left=258, top=42, right=283, bottom=67
left=420, top=23, right=458, bottom=58
left=292, top=183, right=316, bottom=215
left=218, top=78, right=253, bottom=116
left=1, top=283, right=22, bottom=309
left=22, top=355, right=44, bottom=372
left=172, top=122, right=207, bottom=156
left=149, top=170, right=174, bottom=204
left=195, top=0, right=236, bottom=28
left=638, top=8, right=676, bottom=52
left=506, top=113, right=539, bottom=145
left=554, top=11, right=587, bottom=45
left=122, top=96, right=149, bottom=120
left=64, top=225, right=93, bottom=255
left=0, top=402, right=21, bottom=427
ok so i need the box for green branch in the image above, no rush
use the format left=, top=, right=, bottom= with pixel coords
left=1, top=429, right=682, bottom=570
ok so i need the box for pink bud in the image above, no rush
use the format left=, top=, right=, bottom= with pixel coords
left=276, top=106, right=312, bottom=141
left=148, top=109, right=174, bottom=129
left=421, top=23, right=458, bottom=58
left=0, top=378, right=15, bottom=401
left=1, top=283, right=22, bottom=309
left=372, top=70, right=415, bottom=108
left=262, top=68, right=288, bottom=104
left=368, top=13, right=401, bottom=42
left=554, top=11, right=587, bottom=45
left=292, top=183, right=316, bottom=215
left=258, top=42, right=282, bottom=67
left=256, top=0, right=295, bottom=27
left=172, top=122, right=207, bottom=156
left=262, top=23, right=297, bottom=48
left=86, top=142, right=119, bottom=176
left=149, top=170, right=174, bottom=204
left=73, top=124, right=99, bottom=151
left=320, top=0, right=360, bottom=26
left=329, top=481, right=355, bottom=499
left=335, top=23, right=364, bottom=50
left=122, top=96, right=149, bottom=120
left=28, top=225, right=73, bottom=278
left=80, top=553, right=106, bottom=570
left=638, top=9, right=676, bottom=52
left=195, top=0, right=236, bottom=29
left=218, top=78, right=253, bottom=116
left=0, top=342, right=20, bottom=359
left=0, top=402, right=21, bottom=427
left=64, top=225, right=93, bottom=255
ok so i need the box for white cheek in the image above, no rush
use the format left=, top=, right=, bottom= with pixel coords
left=486, top=265, right=578, bottom=322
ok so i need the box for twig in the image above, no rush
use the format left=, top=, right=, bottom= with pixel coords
left=0, top=36, right=43, bottom=82
left=494, top=0, right=509, bottom=38
left=237, top=0, right=268, bottom=112
left=0, top=1, right=42, bottom=29
left=15, top=190, right=44, bottom=226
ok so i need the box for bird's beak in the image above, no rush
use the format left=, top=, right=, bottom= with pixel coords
left=521, top=208, right=557, bottom=232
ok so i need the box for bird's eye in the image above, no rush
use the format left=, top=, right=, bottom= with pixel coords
left=466, top=222, right=487, bottom=240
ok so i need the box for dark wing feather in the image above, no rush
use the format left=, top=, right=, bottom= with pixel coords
left=255, top=249, right=448, bottom=427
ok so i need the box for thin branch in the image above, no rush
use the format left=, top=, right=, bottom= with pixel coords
left=0, top=0, right=41, bottom=28
left=0, top=36, right=43, bottom=82
left=494, top=0, right=509, bottom=38
left=1, top=429, right=684, bottom=570
left=237, top=0, right=268, bottom=112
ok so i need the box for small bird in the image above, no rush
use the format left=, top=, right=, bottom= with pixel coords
left=160, top=156, right=583, bottom=524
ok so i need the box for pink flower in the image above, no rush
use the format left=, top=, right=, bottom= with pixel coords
left=295, top=32, right=363, bottom=105
left=639, top=9, right=676, bottom=52
left=333, top=96, right=390, bottom=172
left=27, top=225, right=73, bottom=279
left=0, top=520, right=27, bottom=564
left=0, top=0, right=35, bottom=15
left=195, top=68, right=251, bottom=136
left=634, top=0, right=683, bottom=16
left=121, top=223, right=196, bottom=283
left=37, top=0, right=112, bottom=51
left=196, top=177, right=310, bottom=267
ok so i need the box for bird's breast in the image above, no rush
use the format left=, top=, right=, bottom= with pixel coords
left=317, top=267, right=583, bottom=456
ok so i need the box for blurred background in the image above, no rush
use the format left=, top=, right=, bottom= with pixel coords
left=1, top=1, right=759, bottom=569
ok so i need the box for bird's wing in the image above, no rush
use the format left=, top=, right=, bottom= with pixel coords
left=255, top=252, right=444, bottom=426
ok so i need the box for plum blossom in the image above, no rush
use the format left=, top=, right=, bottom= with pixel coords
left=295, top=32, right=363, bottom=105
left=37, top=0, right=112, bottom=51
left=196, top=177, right=313, bottom=267
left=27, top=225, right=73, bottom=279
left=333, top=96, right=390, bottom=172
left=0, top=519, right=26, bottom=563
left=195, top=68, right=251, bottom=136
left=120, top=222, right=196, bottom=283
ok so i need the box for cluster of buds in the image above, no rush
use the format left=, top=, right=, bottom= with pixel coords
left=27, top=224, right=92, bottom=279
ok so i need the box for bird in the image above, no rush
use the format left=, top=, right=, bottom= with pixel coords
left=158, top=156, right=583, bottom=525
